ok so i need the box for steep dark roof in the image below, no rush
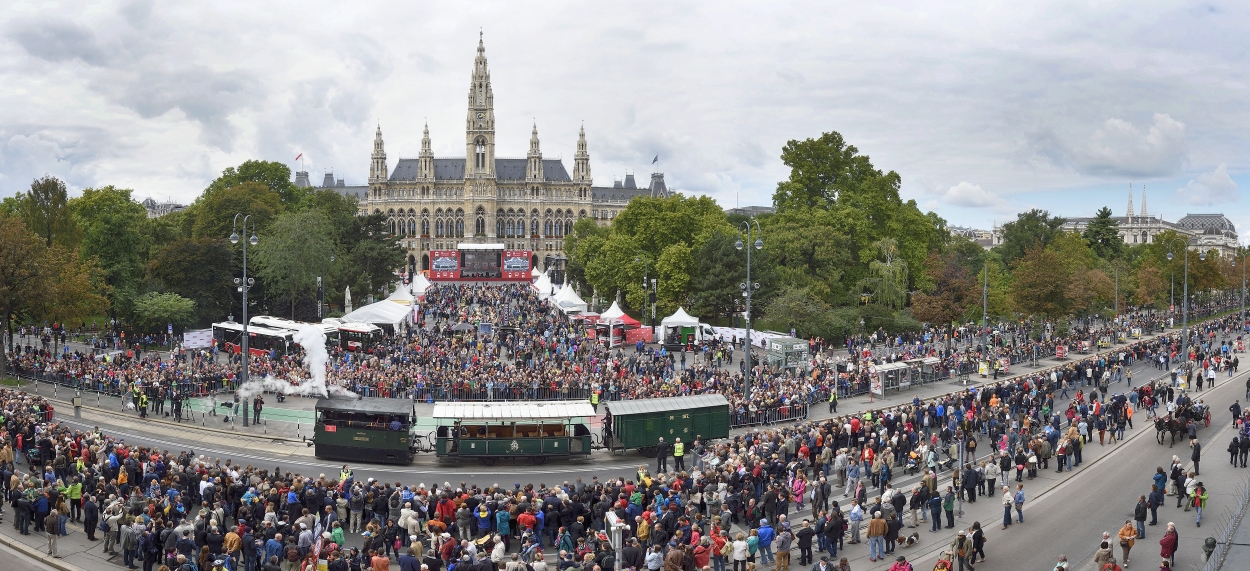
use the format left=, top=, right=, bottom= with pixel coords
left=315, top=396, right=413, bottom=415
left=389, top=158, right=570, bottom=182
left=591, top=186, right=650, bottom=203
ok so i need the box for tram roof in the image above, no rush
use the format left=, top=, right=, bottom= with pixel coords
left=315, top=396, right=414, bottom=416
left=602, top=394, right=729, bottom=416
left=432, top=401, right=595, bottom=421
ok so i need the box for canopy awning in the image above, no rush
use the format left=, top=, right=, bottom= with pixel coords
left=660, top=307, right=699, bottom=327
left=431, top=401, right=596, bottom=421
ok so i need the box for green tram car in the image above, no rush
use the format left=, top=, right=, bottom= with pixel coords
left=314, top=396, right=415, bottom=465
left=432, top=401, right=594, bottom=465
left=604, top=394, right=731, bottom=455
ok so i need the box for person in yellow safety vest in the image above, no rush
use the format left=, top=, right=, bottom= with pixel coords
left=132, top=385, right=141, bottom=410
left=590, top=391, right=599, bottom=412
left=138, top=393, right=148, bottom=418
left=673, top=438, right=686, bottom=472
left=829, top=391, right=839, bottom=413
left=340, top=466, right=353, bottom=482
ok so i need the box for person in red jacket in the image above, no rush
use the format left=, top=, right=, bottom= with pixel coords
left=1158, top=522, right=1178, bottom=566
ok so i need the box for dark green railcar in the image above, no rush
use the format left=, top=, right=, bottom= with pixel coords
left=314, top=396, right=415, bottom=465
left=604, top=394, right=730, bottom=454
left=432, top=401, right=594, bottom=466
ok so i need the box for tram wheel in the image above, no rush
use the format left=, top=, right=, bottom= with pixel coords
left=479, top=457, right=498, bottom=467
left=529, top=456, right=547, bottom=465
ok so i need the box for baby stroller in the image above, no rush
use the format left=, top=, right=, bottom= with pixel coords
left=932, top=551, right=953, bottom=571
left=903, top=452, right=920, bottom=476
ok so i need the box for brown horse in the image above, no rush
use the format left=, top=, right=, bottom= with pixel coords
left=1155, top=416, right=1186, bottom=447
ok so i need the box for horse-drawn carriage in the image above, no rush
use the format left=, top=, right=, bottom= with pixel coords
left=1155, top=401, right=1211, bottom=447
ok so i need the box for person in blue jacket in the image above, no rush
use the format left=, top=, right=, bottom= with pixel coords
left=474, top=504, right=493, bottom=538
left=756, top=519, right=776, bottom=565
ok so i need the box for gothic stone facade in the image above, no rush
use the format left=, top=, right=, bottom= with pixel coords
left=361, top=38, right=646, bottom=271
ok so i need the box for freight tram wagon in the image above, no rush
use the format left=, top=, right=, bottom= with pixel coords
left=432, top=401, right=595, bottom=465
left=314, top=397, right=416, bottom=465
left=604, top=394, right=731, bottom=455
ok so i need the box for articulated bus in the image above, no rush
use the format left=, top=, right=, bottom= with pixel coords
left=248, top=316, right=341, bottom=346
left=211, top=322, right=294, bottom=356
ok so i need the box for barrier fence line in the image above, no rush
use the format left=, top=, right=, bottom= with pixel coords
left=1201, top=474, right=1250, bottom=571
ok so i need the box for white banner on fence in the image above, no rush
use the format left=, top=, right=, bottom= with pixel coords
left=183, top=328, right=213, bottom=349
left=711, top=327, right=788, bottom=348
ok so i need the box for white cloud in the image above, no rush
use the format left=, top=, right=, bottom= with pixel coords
left=942, top=181, right=1009, bottom=210
left=0, top=1, right=1245, bottom=226
left=1072, top=113, right=1188, bottom=177
left=1177, top=163, right=1239, bottom=206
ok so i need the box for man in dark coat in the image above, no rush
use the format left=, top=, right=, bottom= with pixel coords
left=83, top=496, right=100, bottom=541
left=655, top=438, right=669, bottom=474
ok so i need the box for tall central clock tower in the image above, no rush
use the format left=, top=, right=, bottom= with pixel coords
left=464, top=34, right=497, bottom=237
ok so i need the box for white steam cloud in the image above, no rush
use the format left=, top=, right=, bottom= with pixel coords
left=236, top=324, right=356, bottom=399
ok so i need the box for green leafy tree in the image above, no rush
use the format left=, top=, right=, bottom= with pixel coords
left=863, top=238, right=909, bottom=310
left=1082, top=207, right=1123, bottom=260
left=760, top=208, right=850, bottom=302
left=690, top=231, right=746, bottom=320
left=911, top=249, right=977, bottom=326
left=334, top=213, right=405, bottom=308
left=205, top=160, right=307, bottom=208
left=18, top=175, right=77, bottom=248
left=69, top=186, right=148, bottom=319
left=995, top=209, right=1066, bottom=265
left=771, top=131, right=883, bottom=212
left=563, top=217, right=608, bottom=288
left=0, top=218, right=50, bottom=369
left=256, top=209, right=336, bottom=318
left=190, top=181, right=282, bottom=240
left=759, top=285, right=841, bottom=339
left=1010, top=245, right=1070, bottom=318
left=146, top=238, right=236, bottom=326
left=131, top=292, right=196, bottom=332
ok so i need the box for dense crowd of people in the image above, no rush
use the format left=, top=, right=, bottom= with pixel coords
left=8, top=284, right=1244, bottom=435
left=0, top=310, right=1243, bottom=571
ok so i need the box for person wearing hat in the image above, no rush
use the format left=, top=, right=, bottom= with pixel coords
left=888, top=555, right=913, bottom=571
left=949, top=530, right=974, bottom=571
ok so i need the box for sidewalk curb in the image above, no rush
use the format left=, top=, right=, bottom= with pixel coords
left=0, top=531, right=85, bottom=571
left=38, top=394, right=304, bottom=444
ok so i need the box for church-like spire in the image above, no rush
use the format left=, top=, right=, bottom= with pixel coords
left=573, top=124, right=591, bottom=184
left=1141, top=185, right=1148, bottom=218
left=369, top=124, right=388, bottom=184
left=526, top=122, right=544, bottom=181
left=1127, top=183, right=1134, bottom=218
left=418, top=122, right=434, bottom=180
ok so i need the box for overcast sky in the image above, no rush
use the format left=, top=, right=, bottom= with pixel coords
left=2, top=1, right=1247, bottom=233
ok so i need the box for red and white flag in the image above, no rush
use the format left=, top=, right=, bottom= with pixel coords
left=294, top=153, right=303, bottom=161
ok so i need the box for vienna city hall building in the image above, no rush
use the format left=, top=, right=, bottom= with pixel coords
left=335, top=38, right=667, bottom=272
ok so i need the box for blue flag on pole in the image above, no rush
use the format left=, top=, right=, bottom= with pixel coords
left=652, top=155, right=658, bottom=164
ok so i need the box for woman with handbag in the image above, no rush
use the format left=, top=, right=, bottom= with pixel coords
left=1117, top=520, right=1136, bottom=566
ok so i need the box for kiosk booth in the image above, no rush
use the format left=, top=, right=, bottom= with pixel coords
left=873, top=361, right=911, bottom=395
left=765, top=336, right=809, bottom=373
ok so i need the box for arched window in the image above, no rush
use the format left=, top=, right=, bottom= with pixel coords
left=506, top=220, right=514, bottom=237
left=496, top=219, right=504, bottom=237
left=409, top=220, right=416, bottom=235
left=457, top=220, right=465, bottom=237
left=545, top=220, right=553, bottom=237
left=565, top=220, right=573, bottom=235
left=531, top=219, right=539, bottom=235
left=1142, top=231, right=1149, bottom=243
left=389, top=219, right=396, bottom=234
left=421, top=219, right=429, bottom=235
left=475, top=138, right=487, bottom=170
left=436, top=220, right=444, bottom=237
left=476, top=217, right=486, bottom=235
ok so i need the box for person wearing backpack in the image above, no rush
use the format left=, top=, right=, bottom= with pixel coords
left=949, top=530, right=974, bottom=571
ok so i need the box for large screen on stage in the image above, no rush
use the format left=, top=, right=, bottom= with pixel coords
left=461, top=250, right=500, bottom=279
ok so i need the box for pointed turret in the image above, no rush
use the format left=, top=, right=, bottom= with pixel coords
left=466, top=35, right=495, bottom=178
left=526, top=123, right=544, bottom=181
left=573, top=124, right=592, bottom=184
left=418, top=122, right=434, bottom=180
left=1140, top=186, right=1148, bottom=218
left=369, top=125, right=388, bottom=184
left=1127, top=183, right=1134, bottom=218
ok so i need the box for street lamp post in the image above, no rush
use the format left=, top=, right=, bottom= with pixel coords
left=1234, top=247, right=1248, bottom=335
left=735, top=220, right=763, bottom=401
left=1165, top=238, right=1206, bottom=370
left=230, top=214, right=259, bottom=427
left=635, top=253, right=655, bottom=330
left=318, top=254, right=335, bottom=319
